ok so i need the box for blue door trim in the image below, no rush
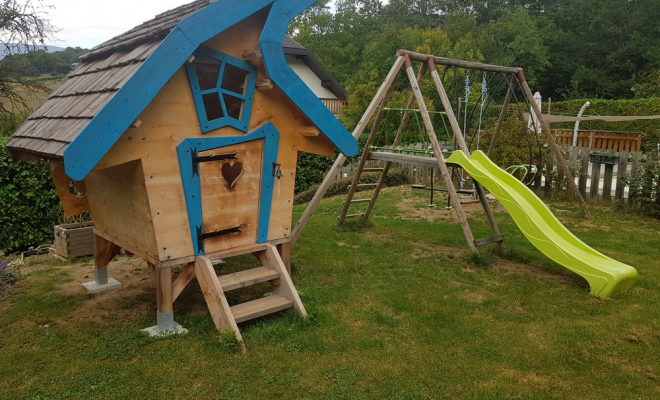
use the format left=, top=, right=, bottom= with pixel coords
left=176, top=122, right=280, bottom=255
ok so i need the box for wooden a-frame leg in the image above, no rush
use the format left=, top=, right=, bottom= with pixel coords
left=141, top=263, right=188, bottom=336
left=82, top=233, right=122, bottom=293
left=194, top=256, right=244, bottom=348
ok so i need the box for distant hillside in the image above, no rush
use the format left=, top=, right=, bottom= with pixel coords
left=0, top=44, right=65, bottom=60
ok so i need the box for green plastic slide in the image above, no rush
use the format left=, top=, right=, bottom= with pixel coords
left=446, top=150, right=637, bottom=297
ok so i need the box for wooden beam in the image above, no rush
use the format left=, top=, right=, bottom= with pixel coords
left=368, top=151, right=440, bottom=168
left=156, top=265, right=173, bottom=315
left=397, top=50, right=520, bottom=74
left=276, top=242, right=292, bottom=276
left=404, top=60, right=477, bottom=253
left=428, top=64, right=503, bottom=251
left=193, top=256, right=244, bottom=344
left=49, top=161, right=90, bottom=218
left=171, top=262, right=195, bottom=302
left=487, top=77, right=516, bottom=158
left=94, top=233, right=121, bottom=271
left=290, top=56, right=406, bottom=246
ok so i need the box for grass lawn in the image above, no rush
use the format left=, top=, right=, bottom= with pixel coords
left=1, top=187, right=659, bottom=399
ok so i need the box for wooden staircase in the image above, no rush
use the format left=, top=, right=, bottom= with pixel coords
left=193, top=244, right=306, bottom=349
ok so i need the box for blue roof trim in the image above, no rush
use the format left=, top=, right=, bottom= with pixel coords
left=260, top=2, right=358, bottom=157
left=63, top=0, right=273, bottom=180
left=64, top=0, right=357, bottom=180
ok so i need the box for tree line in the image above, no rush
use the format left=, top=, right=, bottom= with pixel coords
left=2, top=47, right=88, bottom=77
left=289, top=0, right=660, bottom=105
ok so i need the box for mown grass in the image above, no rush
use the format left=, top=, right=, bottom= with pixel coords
left=1, top=187, right=659, bottom=399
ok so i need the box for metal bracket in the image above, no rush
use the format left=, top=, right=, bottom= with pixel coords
left=191, top=149, right=238, bottom=176
left=196, top=225, right=242, bottom=254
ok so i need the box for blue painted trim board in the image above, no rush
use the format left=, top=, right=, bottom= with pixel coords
left=176, top=123, right=280, bottom=255
left=260, top=2, right=358, bottom=157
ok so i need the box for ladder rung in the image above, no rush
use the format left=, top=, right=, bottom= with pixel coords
left=340, top=213, right=365, bottom=219
left=348, top=198, right=371, bottom=204
left=218, top=266, right=280, bottom=292
left=231, top=294, right=293, bottom=323
left=357, top=183, right=377, bottom=188
left=363, top=168, right=384, bottom=172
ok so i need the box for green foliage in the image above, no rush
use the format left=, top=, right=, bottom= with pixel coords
left=623, top=155, right=660, bottom=218
left=293, top=169, right=410, bottom=205
left=295, top=153, right=334, bottom=194
left=0, top=123, right=61, bottom=253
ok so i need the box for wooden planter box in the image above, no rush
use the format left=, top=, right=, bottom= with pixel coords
left=53, top=222, right=94, bottom=258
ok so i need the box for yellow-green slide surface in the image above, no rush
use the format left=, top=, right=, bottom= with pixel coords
left=446, top=150, right=637, bottom=297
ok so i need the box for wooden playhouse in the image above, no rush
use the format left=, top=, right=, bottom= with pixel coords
left=6, top=0, right=358, bottom=340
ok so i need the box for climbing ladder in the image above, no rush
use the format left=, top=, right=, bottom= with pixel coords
left=193, top=244, right=305, bottom=349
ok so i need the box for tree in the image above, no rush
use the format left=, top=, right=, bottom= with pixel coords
left=0, top=0, right=56, bottom=113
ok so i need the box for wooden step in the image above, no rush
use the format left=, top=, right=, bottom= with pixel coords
left=343, top=198, right=371, bottom=205
left=341, top=213, right=365, bottom=219
left=218, top=267, right=280, bottom=292
left=348, top=183, right=377, bottom=189
left=230, top=294, right=293, bottom=323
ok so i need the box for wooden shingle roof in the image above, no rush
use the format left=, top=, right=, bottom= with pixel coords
left=6, top=0, right=214, bottom=159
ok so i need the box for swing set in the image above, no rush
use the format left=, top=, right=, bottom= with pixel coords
left=289, top=50, right=591, bottom=254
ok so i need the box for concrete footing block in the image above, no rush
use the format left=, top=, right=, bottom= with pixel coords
left=82, top=278, right=122, bottom=294
left=141, top=322, right=188, bottom=337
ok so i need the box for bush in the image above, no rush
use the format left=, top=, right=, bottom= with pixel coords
left=0, top=137, right=61, bottom=253
left=623, top=155, right=660, bottom=218
left=293, top=169, right=411, bottom=205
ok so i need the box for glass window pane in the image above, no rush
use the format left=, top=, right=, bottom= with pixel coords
left=193, top=55, right=220, bottom=90
left=202, top=93, right=224, bottom=121
left=221, top=64, right=248, bottom=95
left=223, top=94, right=243, bottom=119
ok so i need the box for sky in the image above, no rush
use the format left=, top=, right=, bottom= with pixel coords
left=46, top=0, right=189, bottom=49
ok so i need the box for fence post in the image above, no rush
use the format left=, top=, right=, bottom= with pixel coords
left=602, top=163, right=614, bottom=203
left=590, top=161, right=601, bottom=201
left=628, top=152, right=641, bottom=208
left=615, top=150, right=629, bottom=202
left=578, top=147, right=589, bottom=198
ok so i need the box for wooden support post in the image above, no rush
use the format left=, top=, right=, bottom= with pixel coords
left=578, top=147, right=590, bottom=198
left=544, top=156, right=554, bottom=195
left=276, top=242, right=292, bottom=276
left=487, top=77, right=516, bottom=158
left=92, top=234, right=121, bottom=286
left=156, top=265, right=174, bottom=331
left=615, top=150, right=629, bottom=202
left=290, top=56, right=405, bottom=246
left=590, top=162, right=601, bottom=201
left=602, top=164, right=614, bottom=203
left=404, top=57, right=477, bottom=252
left=428, top=59, right=502, bottom=251
left=194, top=256, right=244, bottom=345
left=518, top=75, right=591, bottom=218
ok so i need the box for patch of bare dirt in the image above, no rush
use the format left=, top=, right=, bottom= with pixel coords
left=493, top=259, right=584, bottom=287
left=395, top=191, right=506, bottom=223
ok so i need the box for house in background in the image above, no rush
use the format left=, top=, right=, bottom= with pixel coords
left=282, top=36, right=347, bottom=116
left=5, top=0, right=357, bottom=344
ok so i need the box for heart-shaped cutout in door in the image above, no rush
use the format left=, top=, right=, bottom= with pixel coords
left=221, top=161, right=243, bottom=188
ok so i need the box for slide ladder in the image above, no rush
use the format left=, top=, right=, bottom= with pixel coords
left=446, top=150, right=637, bottom=297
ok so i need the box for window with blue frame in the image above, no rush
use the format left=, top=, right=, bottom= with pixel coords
left=185, top=46, right=257, bottom=133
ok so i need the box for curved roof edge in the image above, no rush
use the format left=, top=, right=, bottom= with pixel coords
left=63, top=0, right=357, bottom=181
